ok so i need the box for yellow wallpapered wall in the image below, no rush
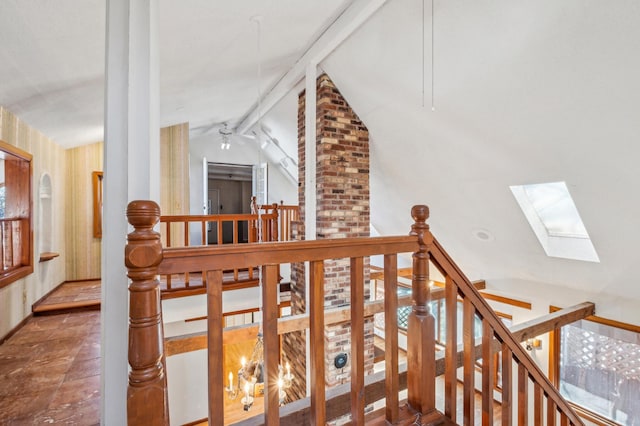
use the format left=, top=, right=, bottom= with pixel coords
left=65, top=142, right=104, bottom=281
left=160, top=122, right=190, bottom=246
left=64, top=122, right=190, bottom=278
left=0, top=106, right=67, bottom=339
left=161, top=122, right=189, bottom=215
left=0, top=107, right=190, bottom=338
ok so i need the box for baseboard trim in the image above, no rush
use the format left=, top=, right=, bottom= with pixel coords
left=0, top=312, right=33, bottom=345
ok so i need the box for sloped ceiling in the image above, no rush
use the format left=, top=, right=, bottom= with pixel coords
left=322, top=0, right=640, bottom=301
left=1, top=0, right=639, bottom=305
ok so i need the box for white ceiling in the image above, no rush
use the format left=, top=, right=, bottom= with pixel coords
left=321, top=0, right=640, bottom=305
left=0, top=0, right=351, bottom=147
left=2, top=0, right=640, bottom=313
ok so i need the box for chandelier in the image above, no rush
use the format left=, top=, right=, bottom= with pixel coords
left=225, top=333, right=294, bottom=410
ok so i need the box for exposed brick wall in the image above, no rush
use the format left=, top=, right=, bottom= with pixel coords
left=284, top=74, right=372, bottom=411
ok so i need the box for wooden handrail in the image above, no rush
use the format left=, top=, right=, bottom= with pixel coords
left=160, top=212, right=278, bottom=247
left=157, top=235, right=416, bottom=275
left=126, top=201, right=585, bottom=425
left=158, top=212, right=279, bottom=296
left=428, top=237, right=586, bottom=425
left=127, top=201, right=418, bottom=425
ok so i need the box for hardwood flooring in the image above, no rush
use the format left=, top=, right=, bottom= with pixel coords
left=0, top=281, right=101, bottom=425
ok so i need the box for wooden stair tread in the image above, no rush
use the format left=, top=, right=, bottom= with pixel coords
left=33, top=299, right=100, bottom=315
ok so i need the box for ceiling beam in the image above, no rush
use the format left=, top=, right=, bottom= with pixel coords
left=235, top=0, right=389, bottom=136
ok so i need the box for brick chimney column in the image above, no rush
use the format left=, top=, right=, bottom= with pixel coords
left=284, top=73, right=372, bottom=409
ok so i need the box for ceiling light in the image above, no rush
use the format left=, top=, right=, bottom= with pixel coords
left=472, top=228, right=494, bottom=242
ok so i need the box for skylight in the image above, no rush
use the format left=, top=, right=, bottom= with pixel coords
left=510, top=181, right=599, bottom=262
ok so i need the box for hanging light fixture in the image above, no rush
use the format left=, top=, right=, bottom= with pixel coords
left=219, top=123, right=232, bottom=150
left=224, top=333, right=293, bottom=410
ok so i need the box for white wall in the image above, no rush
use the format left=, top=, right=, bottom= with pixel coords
left=188, top=132, right=296, bottom=212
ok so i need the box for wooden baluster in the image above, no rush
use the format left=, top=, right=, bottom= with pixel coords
left=482, top=319, right=494, bottom=426
left=407, top=205, right=436, bottom=417
left=0, top=222, right=5, bottom=269
left=444, top=275, right=458, bottom=421
left=518, top=362, right=528, bottom=426
left=534, top=383, right=543, bottom=425
left=259, top=216, right=265, bottom=242
left=166, top=220, right=172, bottom=247
left=560, top=414, right=569, bottom=426
left=251, top=217, right=258, bottom=243
left=183, top=220, right=189, bottom=246
left=463, top=297, right=475, bottom=425
left=125, top=200, right=169, bottom=426
left=233, top=219, right=238, bottom=244
left=279, top=200, right=286, bottom=241
left=350, top=256, right=365, bottom=424
left=547, top=398, right=557, bottom=426
left=384, top=253, right=399, bottom=423
left=309, top=260, right=326, bottom=424
left=262, top=264, right=280, bottom=425
left=217, top=219, right=223, bottom=245
left=201, top=220, right=206, bottom=245
left=184, top=219, right=191, bottom=287
left=8, top=223, right=13, bottom=266
left=502, top=344, right=513, bottom=426
left=271, top=203, right=279, bottom=242
left=206, top=269, right=223, bottom=426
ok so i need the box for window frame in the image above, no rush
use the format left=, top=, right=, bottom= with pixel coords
left=0, top=140, right=33, bottom=289
left=549, top=306, right=640, bottom=426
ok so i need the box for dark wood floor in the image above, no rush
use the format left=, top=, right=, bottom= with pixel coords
left=0, top=281, right=101, bottom=425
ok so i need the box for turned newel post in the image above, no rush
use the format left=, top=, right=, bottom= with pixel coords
left=407, top=205, right=437, bottom=417
left=125, top=200, right=169, bottom=425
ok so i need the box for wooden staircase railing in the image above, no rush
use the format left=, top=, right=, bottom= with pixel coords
left=427, top=235, right=585, bottom=425
left=125, top=201, right=585, bottom=425
left=251, top=198, right=300, bottom=242
left=158, top=212, right=278, bottom=297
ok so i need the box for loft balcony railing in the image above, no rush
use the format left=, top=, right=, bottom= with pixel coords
left=125, top=200, right=588, bottom=425
left=157, top=203, right=298, bottom=299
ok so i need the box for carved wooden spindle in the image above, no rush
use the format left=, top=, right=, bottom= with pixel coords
left=271, top=202, right=279, bottom=241
left=125, top=200, right=169, bottom=426
left=407, top=205, right=437, bottom=418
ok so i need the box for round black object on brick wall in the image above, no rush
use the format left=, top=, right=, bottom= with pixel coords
left=334, top=353, right=348, bottom=369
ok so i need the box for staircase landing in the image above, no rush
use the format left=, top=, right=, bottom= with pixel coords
left=32, top=280, right=101, bottom=315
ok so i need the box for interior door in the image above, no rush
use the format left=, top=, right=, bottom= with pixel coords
left=252, top=163, right=268, bottom=206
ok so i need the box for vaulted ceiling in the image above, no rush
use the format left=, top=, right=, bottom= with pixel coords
left=1, top=1, right=639, bottom=316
